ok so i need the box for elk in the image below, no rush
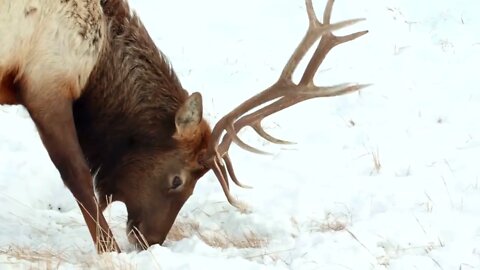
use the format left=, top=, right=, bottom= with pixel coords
left=0, top=0, right=367, bottom=253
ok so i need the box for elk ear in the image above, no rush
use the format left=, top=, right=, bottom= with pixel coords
left=175, top=92, right=203, bottom=136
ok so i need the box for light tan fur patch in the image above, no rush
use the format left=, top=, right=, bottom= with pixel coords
left=0, top=0, right=106, bottom=102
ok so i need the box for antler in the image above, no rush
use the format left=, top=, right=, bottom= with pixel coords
left=203, top=0, right=369, bottom=207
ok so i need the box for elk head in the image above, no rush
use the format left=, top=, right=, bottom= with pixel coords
left=104, top=93, right=212, bottom=247
left=106, top=0, right=367, bottom=248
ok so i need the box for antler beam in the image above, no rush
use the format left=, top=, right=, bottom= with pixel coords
left=204, top=0, right=369, bottom=207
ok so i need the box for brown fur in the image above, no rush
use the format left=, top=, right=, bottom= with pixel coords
left=0, top=67, right=20, bottom=104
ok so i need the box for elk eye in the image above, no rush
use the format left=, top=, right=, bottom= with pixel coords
left=171, top=176, right=183, bottom=189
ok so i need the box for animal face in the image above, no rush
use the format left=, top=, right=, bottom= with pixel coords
left=105, top=93, right=211, bottom=246
left=122, top=149, right=208, bottom=246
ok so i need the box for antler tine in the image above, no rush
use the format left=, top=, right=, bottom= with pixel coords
left=225, top=122, right=270, bottom=155
left=210, top=154, right=251, bottom=209
left=298, top=82, right=371, bottom=96
left=211, top=157, right=242, bottom=207
left=251, top=121, right=296, bottom=145
left=306, top=0, right=319, bottom=25
left=280, top=0, right=364, bottom=83
left=224, top=154, right=252, bottom=189
left=323, top=0, right=334, bottom=24
left=299, top=0, right=368, bottom=85
left=203, top=0, right=368, bottom=208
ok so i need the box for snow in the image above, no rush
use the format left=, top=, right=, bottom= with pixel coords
left=1, top=0, right=480, bottom=269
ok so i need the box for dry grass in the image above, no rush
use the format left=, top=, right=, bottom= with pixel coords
left=0, top=245, right=69, bottom=269
left=370, top=148, right=382, bottom=175
left=0, top=245, right=136, bottom=270
left=165, top=220, right=200, bottom=242
left=309, top=211, right=352, bottom=233
left=0, top=198, right=266, bottom=268
left=166, top=219, right=268, bottom=249
left=200, top=230, right=267, bottom=249
left=0, top=196, right=136, bottom=269
left=0, top=211, right=374, bottom=268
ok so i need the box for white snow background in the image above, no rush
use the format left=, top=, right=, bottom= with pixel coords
left=1, top=0, right=480, bottom=269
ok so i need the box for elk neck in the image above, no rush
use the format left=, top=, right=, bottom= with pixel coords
left=73, top=0, right=189, bottom=199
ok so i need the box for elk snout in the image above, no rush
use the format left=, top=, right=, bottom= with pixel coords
left=127, top=221, right=169, bottom=247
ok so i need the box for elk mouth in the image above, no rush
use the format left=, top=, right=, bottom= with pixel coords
left=126, top=219, right=167, bottom=248
left=126, top=219, right=154, bottom=247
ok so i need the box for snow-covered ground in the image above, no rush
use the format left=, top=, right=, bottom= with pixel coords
left=1, top=0, right=479, bottom=269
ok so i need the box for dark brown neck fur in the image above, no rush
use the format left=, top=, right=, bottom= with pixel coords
left=73, top=0, right=187, bottom=196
